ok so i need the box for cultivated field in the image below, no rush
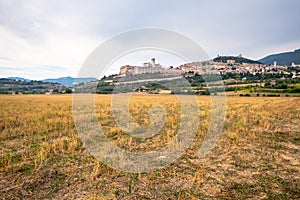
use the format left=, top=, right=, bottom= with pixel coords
left=0, top=94, right=299, bottom=199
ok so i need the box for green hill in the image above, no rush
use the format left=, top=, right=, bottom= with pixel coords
left=213, top=56, right=261, bottom=64
left=0, top=78, right=66, bottom=94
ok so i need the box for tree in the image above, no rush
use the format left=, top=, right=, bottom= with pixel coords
left=65, top=88, right=72, bottom=94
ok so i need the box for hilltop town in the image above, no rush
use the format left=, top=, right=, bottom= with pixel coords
left=117, top=57, right=300, bottom=79
left=91, top=56, right=300, bottom=96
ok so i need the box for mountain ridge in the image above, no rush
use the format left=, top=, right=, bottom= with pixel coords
left=7, top=77, right=31, bottom=82
left=42, top=76, right=97, bottom=87
left=258, top=48, right=300, bottom=65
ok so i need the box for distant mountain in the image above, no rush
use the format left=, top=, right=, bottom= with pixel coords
left=0, top=78, right=66, bottom=94
left=213, top=56, right=261, bottom=64
left=258, top=49, right=300, bottom=66
left=42, top=76, right=97, bottom=87
left=7, top=77, right=31, bottom=82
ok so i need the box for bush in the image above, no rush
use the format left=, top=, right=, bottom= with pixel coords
left=287, top=88, right=300, bottom=93
left=240, top=93, right=250, bottom=97
left=275, top=83, right=288, bottom=89
left=267, top=94, right=278, bottom=97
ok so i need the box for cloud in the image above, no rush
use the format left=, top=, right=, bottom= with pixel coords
left=0, top=24, right=102, bottom=79
left=0, top=0, right=300, bottom=79
left=0, top=0, right=107, bottom=79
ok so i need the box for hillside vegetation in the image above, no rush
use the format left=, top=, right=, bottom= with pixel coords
left=0, top=78, right=66, bottom=94
left=213, top=56, right=261, bottom=64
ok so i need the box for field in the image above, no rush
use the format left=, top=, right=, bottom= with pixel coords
left=0, top=94, right=299, bottom=199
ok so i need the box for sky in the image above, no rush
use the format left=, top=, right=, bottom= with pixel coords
left=0, top=0, right=299, bottom=80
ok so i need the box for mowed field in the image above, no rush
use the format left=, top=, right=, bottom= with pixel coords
left=0, top=94, right=299, bottom=199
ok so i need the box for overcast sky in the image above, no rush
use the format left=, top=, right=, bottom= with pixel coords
left=0, top=0, right=299, bottom=79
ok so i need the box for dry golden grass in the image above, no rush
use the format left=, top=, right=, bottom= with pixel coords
left=0, top=94, right=299, bottom=199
